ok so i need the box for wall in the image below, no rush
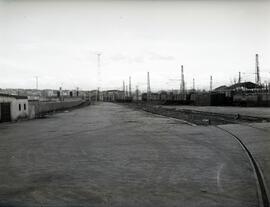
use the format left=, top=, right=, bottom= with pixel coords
left=39, top=100, right=84, bottom=114
left=29, top=100, right=85, bottom=118
left=28, top=102, right=36, bottom=119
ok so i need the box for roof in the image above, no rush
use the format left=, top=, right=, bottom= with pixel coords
left=106, top=90, right=122, bottom=93
left=0, top=93, right=28, bottom=99
left=214, top=85, right=228, bottom=91
left=227, top=82, right=262, bottom=90
left=158, top=90, right=168, bottom=94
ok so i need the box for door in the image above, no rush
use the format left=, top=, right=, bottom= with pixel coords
left=0, top=102, right=11, bottom=122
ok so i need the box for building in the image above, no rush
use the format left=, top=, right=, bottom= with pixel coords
left=0, top=94, right=29, bottom=122
left=102, top=90, right=125, bottom=102
left=89, top=90, right=99, bottom=101
left=227, top=82, right=262, bottom=91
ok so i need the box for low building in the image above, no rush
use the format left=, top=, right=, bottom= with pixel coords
left=141, top=92, right=159, bottom=101
left=0, top=94, right=29, bottom=122
left=89, top=90, right=99, bottom=101
left=190, top=92, right=228, bottom=106
left=102, top=90, right=125, bottom=102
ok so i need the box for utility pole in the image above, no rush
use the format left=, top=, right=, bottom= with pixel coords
left=210, top=75, right=213, bottom=92
left=123, top=80, right=125, bottom=99
left=147, top=72, right=151, bottom=102
left=59, top=86, right=63, bottom=101
left=129, top=76, right=132, bottom=97
left=255, top=54, right=261, bottom=85
left=192, top=78, right=195, bottom=91
left=180, top=65, right=185, bottom=94
left=238, top=72, right=241, bottom=84
left=35, top=76, right=38, bottom=90
left=136, top=85, right=139, bottom=102
left=96, top=53, right=101, bottom=101
left=126, top=85, right=128, bottom=97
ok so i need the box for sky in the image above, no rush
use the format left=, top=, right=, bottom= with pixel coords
left=0, top=0, right=270, bottom=92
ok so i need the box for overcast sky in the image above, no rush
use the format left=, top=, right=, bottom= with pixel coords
left=0, top=0, right=270, bottom=91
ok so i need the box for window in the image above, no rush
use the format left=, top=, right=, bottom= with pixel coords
left=19, top=104, right=21, bottom=111
left=24, top=104, right=26, bottom=110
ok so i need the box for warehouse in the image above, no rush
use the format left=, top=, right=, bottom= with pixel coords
left=0, top=94, right=29, bottom=122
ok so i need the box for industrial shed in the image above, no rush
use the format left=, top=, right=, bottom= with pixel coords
left=0, top=94, right=29, bottom=122
left=228, top=82, right=262, bottom=90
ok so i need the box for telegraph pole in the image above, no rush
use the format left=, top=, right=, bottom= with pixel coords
left=255, top=54, right=261, bottom=84
left=180, top=65, right=185, bottom=94
left=129, top=76, right=132, bottom=97
left=193, top=78, right=195, bottom=91
left=147, top=72, right=151, bottom=102
left=210, top=75, right=213, bottom=92
left=76, top=87, right=79, bottom=96
left=35, top=76, right=38, bottom=90
left=96, top=53, right=101, bottom=101
left=238, top=72, right=241, bottom=84
left=123, top=80, right=125, bottom=99
left=136, top=85, right=139, bottom=102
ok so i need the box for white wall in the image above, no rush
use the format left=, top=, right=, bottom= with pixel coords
left=11, top=99, right=29, bottom=121
left=0, top=96, right=29, bottom=121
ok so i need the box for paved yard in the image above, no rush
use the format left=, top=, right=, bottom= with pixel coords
left=0, top=102, right=263, bottom=207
